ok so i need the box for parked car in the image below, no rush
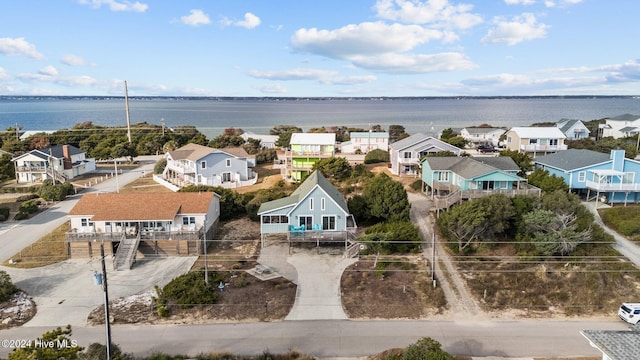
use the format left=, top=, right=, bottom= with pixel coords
left=618, top=303, right=640, bottom=324
left=477, top=144, right=496, bottom=153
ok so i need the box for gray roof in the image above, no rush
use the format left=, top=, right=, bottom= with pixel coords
left=463, top=127, right=505, bottom=134
left=557, top=119, right=581, bottom=133
left=257, top=170, right=348, bottom=215
left=390, top=133, right=461, bottom=154
left=471, top=156, right=520, bottom=172
left=424, top=157, right=517, bottom=179
left=534, top=149, right=611, bottom=171
left=581, top=329, right=640, bottom=360
left=619, top=126, right=639, bottom=133
left=608, top=113, right=640, bottom=121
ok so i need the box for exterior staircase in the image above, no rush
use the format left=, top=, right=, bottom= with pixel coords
left=114, top=233, right=140, bottom=271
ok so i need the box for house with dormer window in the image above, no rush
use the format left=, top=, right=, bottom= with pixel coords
left=12, top=144, right=96, bottom=184
left=389, top=133, right=462, bottom=176
left=257, top=170, right=357, bottom=251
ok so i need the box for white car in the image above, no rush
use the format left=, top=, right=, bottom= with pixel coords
left=618, top=303, right=640, bottom=324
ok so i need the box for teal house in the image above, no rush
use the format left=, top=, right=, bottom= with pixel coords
left=422, top=157, right=540, bottom=210
left=257, top=170, right=357, bottom=248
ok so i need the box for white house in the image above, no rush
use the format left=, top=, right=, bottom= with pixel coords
left=556, top=119, right=590, bottom=140
left=241, top=131, right=279, bottom=149
left=340, top=132, right=389, bottom=153
left=599, top=113, right=640, bottom=139
left=504, top=127, right=567, bottom=156
left=389, top=133, right=462, bottom=176
left=161, top=143, right=257, bottom=189
left=12, top=144, right=96, bottom=184
left=459, top=127, right=505, bottom=147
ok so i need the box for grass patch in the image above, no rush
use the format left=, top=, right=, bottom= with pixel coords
left=599, top=205, right=640, bottom=242
left=3, top=222, right=69, bottom=268
left=456, top=243, right=640, bottom=316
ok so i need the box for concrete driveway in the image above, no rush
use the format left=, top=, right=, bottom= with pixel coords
left=2, top=256, right=196, bottom=327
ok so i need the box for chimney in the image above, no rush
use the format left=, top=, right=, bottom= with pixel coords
left=62, top=145, right=72, bottom=170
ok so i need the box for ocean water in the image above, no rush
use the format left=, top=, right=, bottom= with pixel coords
left=2, top=97, right=640, bottom=139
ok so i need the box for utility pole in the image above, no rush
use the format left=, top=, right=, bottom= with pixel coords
left=100, top=244, right=113, bottom=360
left=124, top=81, right=132, bottom=144
left=114, top=159, right=120, bottom=193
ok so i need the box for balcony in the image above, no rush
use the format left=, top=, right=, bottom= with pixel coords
left=586, top=180, right=640, bottom=192
left=16, top=165, right=46, bottom=172
left=520, top=143, right=568, bottom=152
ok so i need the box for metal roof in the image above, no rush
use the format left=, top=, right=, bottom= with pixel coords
left=534, top=149, right=611, bottom=171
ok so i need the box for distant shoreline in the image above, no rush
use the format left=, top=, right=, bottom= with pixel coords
left=2, top=95, right=639, bottom=101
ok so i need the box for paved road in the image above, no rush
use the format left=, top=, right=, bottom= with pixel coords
left=0, top=319, right=627, bottom=359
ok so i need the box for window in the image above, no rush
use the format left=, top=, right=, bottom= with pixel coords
left=321, top=198, right=325, bottom=210
left=403, top=151, right=411, bottom=159
left=226, top=159, right=231, bottom=167
left=182, top=216, right=195, bottom=225
left=623, top=172, right=635, bottom=184
left=549, top=139, right=558, bottom=146
left=529, top=138, right=538, bottom=144
left=299, top=216, right=312, bottom=230
left=262, top=215, right=289, bottom=224
left=507, top=136, right=512, bottom=143
left=322, top=216, right=336, bottom=230
left=222, top=172, right=231, bottom=182
left=309, top=198, right=314, bottom=210
left=200, top=161, right=206, bottom=169
left=81, top=218, right=93, bottom=227
left=578, top=171, right=586, bottom=182
left=437, top=172, right=449, bottom=182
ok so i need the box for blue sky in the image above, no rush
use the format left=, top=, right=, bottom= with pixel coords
left=1, top=0, right=639, bottom=97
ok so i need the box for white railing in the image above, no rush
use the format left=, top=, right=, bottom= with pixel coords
left=520, top=143, right=568, bottom=152
left=397, top=156, right=421, bottom=164
left=586, top=180, right=640, bottom=191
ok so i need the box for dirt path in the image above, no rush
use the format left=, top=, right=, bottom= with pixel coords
left=407, top=192, right=483, bottom=319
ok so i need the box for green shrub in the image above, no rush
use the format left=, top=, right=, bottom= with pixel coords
left=402, top=337, right=454, bottom=360
left=0, top=270, right=18, bottom=302
left=161, top=271, right=221, bottom=310
left=13, top=212, right=29, bottom=220
left=15, top=194, right=38, bottom=202
left=19, top=200, right=39, bottom=214
left=0, top=207, right=9, bottom=221
left=154, top=158, right=167, bottom=174
left=364, top=149, right=390, bottom=164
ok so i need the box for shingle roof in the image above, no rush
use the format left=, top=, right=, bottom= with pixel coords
left=39, top=144, right=84, bottom=159
left=349, top=132, right=389, bottom=139
left=557, top=119, right=580, bottom=133
left=534, top=149, right=611, bottom=171
left=581, top=329, right=640, bottom=360
left=168, top=143, right=252, bottom=161
left=68, top=192, right=217, bottom=221
left=471, top=156, right=520, bottom=172
left=618, top=126, right=639, bottom=133
left=389, top=133, right=461, bottom=154
left=168, top=143, right=215, bottom=161
left=257, top=170, right=348, bottom=215
left=424, top=157, right=509, bottom=179
left=608, top=113, right=640, bottom=121
left=463, top=127, right=505, bottom=134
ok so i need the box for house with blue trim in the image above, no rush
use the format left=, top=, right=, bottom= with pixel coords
left=556, top=119, right=590, bottom=140
left=257, top=170, right=357, bottom=250
left=422, top=156, right=540, bottom=211
left=534, top=149, right=640, bottom=205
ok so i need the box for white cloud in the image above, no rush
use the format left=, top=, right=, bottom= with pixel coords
left=481, top=13, right=549, bottom=45
left=373, top=0, right=483, bottom=29
left=505, top=0, right=535, bottom=5
left=39, top=66, right=58, bottom=77
left=321, top=75, right=378, bottom=85
left=0, top=67, right=8, bottom=80
left=545, top=0, right=583, bottom=7
left=78, top=0, right=148, bottom=12
left=248, top=68, right=338, bottom=81
left=291, top=22, right=446, bottom=59
left=221, top=12, right=261, bottom=29
left=0, top=37, right=44, bottom=60
left=254, top=83, right=288, bottom=94
left=236, top=13, right=261, bottom=29
left=180, top=9, right=211, bottom=27
left=61, top=54, right=88, bottom=66
left=350, top=52, right=476, bottom=73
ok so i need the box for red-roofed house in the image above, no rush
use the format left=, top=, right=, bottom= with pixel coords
left=66, top=192, right=220, bottom=269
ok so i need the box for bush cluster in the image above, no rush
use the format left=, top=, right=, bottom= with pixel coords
left=152, top=271, right=223, bottom=317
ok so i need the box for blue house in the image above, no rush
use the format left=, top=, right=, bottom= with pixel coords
left=257, top=170, right=357, bottom=249
left=422, top=156, right=540, bottom=211
left=534, top=149, right=640, bottom=205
